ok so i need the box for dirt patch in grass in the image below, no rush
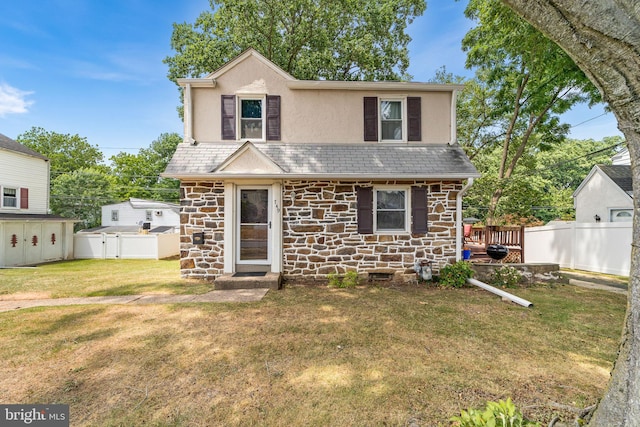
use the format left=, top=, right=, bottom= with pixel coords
left=0, top=283, right=625, bottom=426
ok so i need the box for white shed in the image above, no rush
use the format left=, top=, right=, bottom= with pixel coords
left=0, top=133, right=77, bottom=267
left=101, top=198, right=179, bottom=231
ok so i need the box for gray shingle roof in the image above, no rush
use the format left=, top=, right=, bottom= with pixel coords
left=164, top=142, right=479, bottom=179
left=599, top=164, right=633, bottom=195
left=0, top=133, right=48, bottom=160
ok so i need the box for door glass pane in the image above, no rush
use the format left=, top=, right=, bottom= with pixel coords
left=240, top=189, right=269, bottom=261
left=240, top=224, right=268, bottom=260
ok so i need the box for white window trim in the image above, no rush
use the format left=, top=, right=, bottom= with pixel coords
left=379, top=96, right=407, bottom=143
left=1, top=186, right=18, bottom=209
left=111, top=210, right=119, bottom=222
left=609, top=207, right=633, bottom=222
left=238, top=96, right=266, bottom=141
left=373, top=186, right=411, bottom=234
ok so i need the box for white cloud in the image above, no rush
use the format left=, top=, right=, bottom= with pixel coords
left=0, top=82, right=34, bottom=117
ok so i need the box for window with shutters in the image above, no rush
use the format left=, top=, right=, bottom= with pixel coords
left=364, top=96, right=421, bottom=142
left=222, top=95, right=281, bottom=141
left=357, top=186, right=428, bottom=234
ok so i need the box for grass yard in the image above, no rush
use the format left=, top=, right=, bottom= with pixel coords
left=0, top=261, right=627, bottom=426
left=0, top=259, right=211, bottom=298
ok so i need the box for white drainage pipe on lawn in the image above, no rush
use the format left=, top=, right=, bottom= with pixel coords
left=467, top=278, right=533, bottom=308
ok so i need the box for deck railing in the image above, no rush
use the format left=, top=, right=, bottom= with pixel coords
left=466, top=225, right=525, bottom=263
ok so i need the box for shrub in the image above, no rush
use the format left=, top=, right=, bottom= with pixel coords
left=451, top=398, right=540, bottom=427
left=439, top=261, right=474, bottom=288
left=327, top=271, right=359, bottom=288
left=490, top=266, right=521, bottom=288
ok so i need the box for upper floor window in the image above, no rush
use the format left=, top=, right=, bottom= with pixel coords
left=364, top=96, right=421, bottom=142
left=380, top=100, right=404, bottom=141
left=221, top=95, right=281, bottom=141
left=240, top=98, right=264, bottom=140
left=3, top=187, right=17, bottom=208
left=146, top=210, right=153, bottom=221
left=111, top=210, right=119, bottom=221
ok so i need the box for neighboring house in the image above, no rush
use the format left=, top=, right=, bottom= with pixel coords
left=573, top=164, right=633, bottom=223
left=162, top=49, right=479, bottom=283
left=101, top=198, right=180, bottom=231
left=611, top=147, right=630, bottom=165
left=0, top=133, right=76, bottom=267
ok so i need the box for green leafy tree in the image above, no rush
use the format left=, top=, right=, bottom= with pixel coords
left=16, top=126, right=105, bottom=176
left=462, top=136, right=621, bottom=223
left=109, top=133, right=181, bottom=202
left=51, top=168, right=116, bottom=231
left=164, top=0, right=425, bottom=84
left=461, top=0, right=600, bottom=224
left=463, top=2, right=639, bottom=420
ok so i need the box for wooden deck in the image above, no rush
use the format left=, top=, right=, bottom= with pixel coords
left=464, top=225, right=525, bottom=263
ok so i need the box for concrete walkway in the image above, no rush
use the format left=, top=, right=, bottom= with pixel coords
left=561, top=269, right=628, bottom=295
left=0, top=288, right=269, bottom=313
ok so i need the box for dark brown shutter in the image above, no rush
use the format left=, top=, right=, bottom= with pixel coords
left=411, top=186, right=428, bottom=234
left=363, top=97, right=378, bottom=141
left=20, top=188, right=28, bottom=209
left=266, top=95, right=281, bottom=141
left=407, top=97, right=421, bottom=141
left=221, top=95, right=236, bottom=140
left=357, top=186, right=374, bottom=234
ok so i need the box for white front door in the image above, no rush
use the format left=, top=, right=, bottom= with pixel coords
left=237, top=187, right=271, bottom=265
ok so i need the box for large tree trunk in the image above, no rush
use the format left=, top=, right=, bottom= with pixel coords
left=500, top=2, right=640, bottom=425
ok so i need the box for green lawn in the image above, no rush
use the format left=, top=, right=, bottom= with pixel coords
left=0, top=259, right=211, bottom=298
left=0, top=263, right=627, bottom=426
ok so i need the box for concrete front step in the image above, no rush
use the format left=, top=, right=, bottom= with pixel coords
left=214, top=272, right=282, bottom=290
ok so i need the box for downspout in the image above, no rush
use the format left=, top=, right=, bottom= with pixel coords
left=455, top=177, right=474, bottom=261
left=449, top=89, right=458, bottom=145
left=467, top=277, right=533, bottom=308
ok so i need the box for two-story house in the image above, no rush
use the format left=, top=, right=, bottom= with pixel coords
left=0, top=133, right=76, bottom=267
left=162, top=49, right=479, bottom=286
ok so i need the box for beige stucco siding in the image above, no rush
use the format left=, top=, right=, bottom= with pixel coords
left=186, top=55, right=455, bottom=144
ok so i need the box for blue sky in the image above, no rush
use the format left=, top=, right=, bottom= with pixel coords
left=0, top=0, right=621, bottom=162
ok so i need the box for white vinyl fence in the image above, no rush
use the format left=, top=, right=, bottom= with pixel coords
left=74, top=233, right=179, bottom=260
left=524, top=222, right=632, bottom=276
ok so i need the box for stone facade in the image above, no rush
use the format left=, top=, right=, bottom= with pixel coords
left=179, top=181, right=226, bottom=280
left=178, top=179, right=461, bottom=281
left=282, top=180, right=459, bottom=280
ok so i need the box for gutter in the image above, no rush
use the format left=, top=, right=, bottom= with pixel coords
left=455, top=177, right=474, bottom=262
left=161, top=173, right=481, bottom=180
